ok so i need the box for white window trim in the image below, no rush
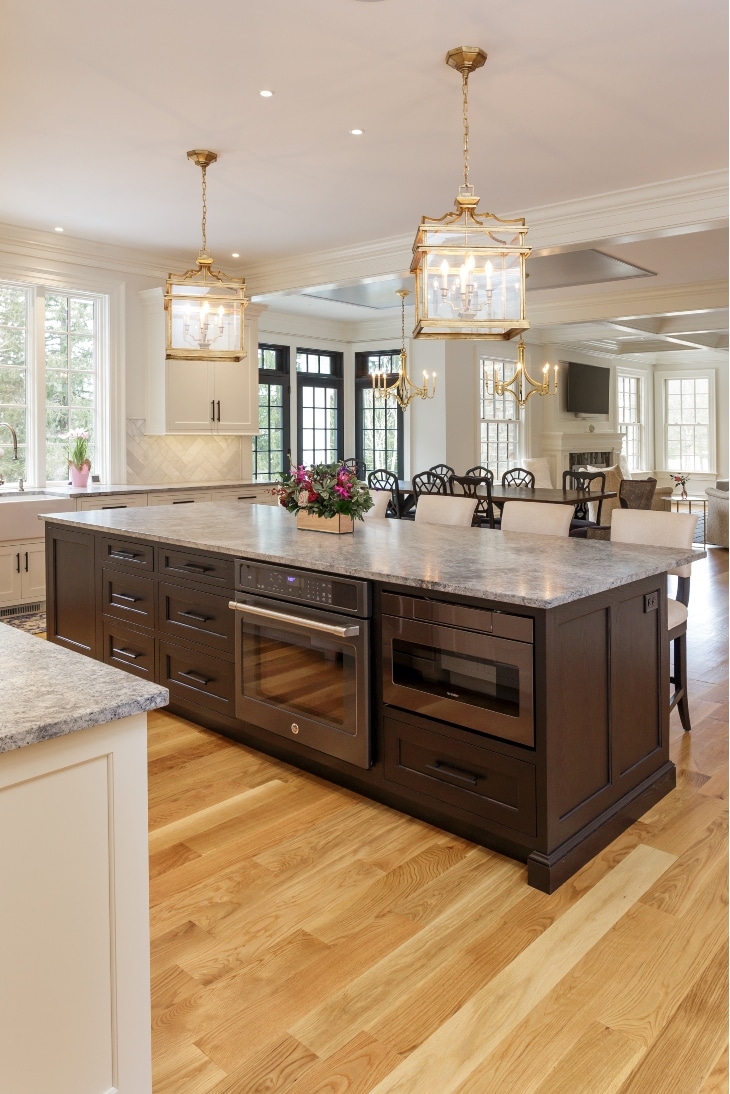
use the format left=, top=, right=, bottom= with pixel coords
left=0, top=263, right=125, bottom=486
left=477, top=357, right=523, bottom=475
left=654, top=368, right=716, bottom=475
left=616, top=366, right=650, bottom=472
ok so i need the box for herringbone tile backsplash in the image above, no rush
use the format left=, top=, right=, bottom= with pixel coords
left=126, top=419, right=252, bottom=483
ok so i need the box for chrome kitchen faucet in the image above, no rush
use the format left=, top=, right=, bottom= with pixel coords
left=0, top=421, right=19, bottom=486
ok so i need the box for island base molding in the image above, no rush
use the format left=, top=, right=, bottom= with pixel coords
left=527, top=762, right=676, bottom=893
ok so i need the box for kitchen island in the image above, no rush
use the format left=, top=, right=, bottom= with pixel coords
left=0, top=623, right=168, bottom=1094
left=42, top=502, right=699, bottom=891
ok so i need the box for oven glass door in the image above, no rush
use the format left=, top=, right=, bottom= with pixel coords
left=383, top=616, right=534, bottom=747
left=234, top=595, right=370, bottom=768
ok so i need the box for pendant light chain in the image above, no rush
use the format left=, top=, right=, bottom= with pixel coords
left=462, top=69, right=470, bottom=190
left=200, top=162, right=208, bottom=254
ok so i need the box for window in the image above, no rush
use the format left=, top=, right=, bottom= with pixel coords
left=617, top=372, right=643, bottom=471
left=253, top=344, right=290, bottom=481
left=296, top=349, right=343, bottom=465
left=355, top=351, right=403, bottom=478
left=479, top=358, right=520, bottom=480
left=661, top=373, right=714, bottom=473
left=0, top=279, right=107, bottom=486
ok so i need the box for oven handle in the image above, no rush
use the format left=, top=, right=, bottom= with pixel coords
left=228, top=600, right=360, bottom=638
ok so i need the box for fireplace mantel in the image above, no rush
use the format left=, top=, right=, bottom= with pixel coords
left=540, top=431, right=626, bottom=483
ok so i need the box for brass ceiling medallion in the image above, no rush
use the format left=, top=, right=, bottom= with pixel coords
left=484, top=336, right=558, bottom=407
left=165, top=150, right=248, bottom=361
left=371, top=289, right=436, bottom=411
left=411, top=46, right=531, bottom=341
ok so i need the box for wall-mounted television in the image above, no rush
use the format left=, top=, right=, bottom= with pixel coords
left=566, top=361, right=610, bottom=415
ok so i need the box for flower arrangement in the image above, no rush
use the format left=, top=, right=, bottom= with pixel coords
left=672, top=472, right=690, bottom=489
left=273, top=462, right=373, bottom=521
left=60, top=428, right=91, bottom=470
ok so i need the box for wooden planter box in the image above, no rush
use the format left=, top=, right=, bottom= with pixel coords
left=296, top=511, right=354, bottom=534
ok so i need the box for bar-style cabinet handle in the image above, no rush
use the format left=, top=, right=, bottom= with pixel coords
left=211, top=400, right=215, bottom=422
left=178, top=669, right=212, bottom=686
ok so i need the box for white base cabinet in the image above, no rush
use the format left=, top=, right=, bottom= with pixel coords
left=0, top=540, right=46, bottom=607
left=0, top=713, right=152, bottom=1094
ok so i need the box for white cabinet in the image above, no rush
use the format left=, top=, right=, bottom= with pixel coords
left=140, top=289, right=266, bottom=436
left=212, top=485, right=278, bottom=506
left=147, top=490, right=213, bottom=506
left=77, top=493, right=148, bottom=511
left=0, top=541, right=46, bottom=607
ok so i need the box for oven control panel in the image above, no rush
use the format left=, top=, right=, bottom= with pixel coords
left=236, top=561, right=370, bottom=617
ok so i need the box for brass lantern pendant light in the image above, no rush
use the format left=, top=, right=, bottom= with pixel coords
left=411, top=47, right=530, bottom=341
left=165, top=150, right=248, bottom=361
left=372, top=289, right=437, bottom=411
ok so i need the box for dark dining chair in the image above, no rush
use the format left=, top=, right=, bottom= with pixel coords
left=562, top=469, right=606, bottom=536
left=429, top=464, right=456, bottom=487
left=502, top=467, right=535, bottom=489
left=619, top=477, right=657, bottom=510
left=367, top=468, right=402, bottom=518
left=342, top=457, right=366, bottom=480
left=412, top=470, right=449, bottom=498
left=465, top=464, right=494, bottom=484
left=450, top=473, right=495, bottom=528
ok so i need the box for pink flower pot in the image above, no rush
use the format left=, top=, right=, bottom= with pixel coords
left=69, top=463, right=91, bottom=488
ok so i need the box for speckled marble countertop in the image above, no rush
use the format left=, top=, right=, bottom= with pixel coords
left=0, top=479, right=269, bottom=500
left=0, top=625, right=168, bottom=754
left=42, top=502, right=702, bottom=609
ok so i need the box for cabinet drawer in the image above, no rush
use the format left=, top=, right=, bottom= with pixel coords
left=102, top=569, right=155, bottom=627
left=102, top=621, right=156, bottom=680
left=100, top=537, right=155, bottom=572
left=384, top=714, right=536, bottom=836
left=157, top=547, right=234, bottom=588
left=159, top=639, right=235, bottom=716
left=158, top=581, right=234, bottom=653
left=78, top=494, right=147, bottom=511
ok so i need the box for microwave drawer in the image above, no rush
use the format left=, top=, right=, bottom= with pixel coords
left=384, top=714, right=536, bottom=837
left=382, top=614, right=534, bottom=748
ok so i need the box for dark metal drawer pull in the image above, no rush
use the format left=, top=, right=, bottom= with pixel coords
left=113, top=646, right=142, bottom=660
left=101, top=504, right=127, bottom=509
left=182, top=562, right=212, bottom=573
left=426, top=761, right=479, bottom=787
left=178, top=669, right=212, bottom=686
left=172, top=499, right=195, bottom=504
left=112, top=592, right=141, bottom=603
left=179, top=609, right=211, bottom=623
left=109, top=550, right=139, bottom=560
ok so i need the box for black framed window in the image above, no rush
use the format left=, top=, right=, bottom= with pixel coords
left=355, top=351, right=404, bottom=478
left=253, top=343, right=290, bottom=481
left=296, top=349, right=343, bottom=465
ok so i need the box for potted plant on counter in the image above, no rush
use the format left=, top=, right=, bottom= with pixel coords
left=61, top=428, right=92, bottom=488
left=273, top=461, right=373, bottom=533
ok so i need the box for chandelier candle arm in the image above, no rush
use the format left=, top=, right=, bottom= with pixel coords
left=484, top=340, right=558, bottom=408
left=371, top=290, right=437, bottom=412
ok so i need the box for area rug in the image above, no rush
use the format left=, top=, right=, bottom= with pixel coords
left=693, top=514, right=705, bottom=545
left=1, top=611, right=46, bottom=635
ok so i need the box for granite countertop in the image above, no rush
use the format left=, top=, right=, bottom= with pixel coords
left=0, top=480, right=271, bottom=500
left=0, top=625, right=168, bottom=754
left=41, top=502, right=702, bottom=609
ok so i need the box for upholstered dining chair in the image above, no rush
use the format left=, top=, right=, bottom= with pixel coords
left=450, top=473, right=495, bottom=528
left=562, top=469, right=606, bottom=536
left=414, top=494, right=478, bottom=527
left=464, top=464, right=494, bottom=484
left=611, top=509, right=698, bottom=732
left=362, top=490, right=390, bottom=519
left=367, top=468, right=401, bottom=518
left=619, top=477, right=657, bottom=510
left=502, top=467, right=536, bottom=489
left=412, top=470, right=449, bottom=497
left=500, top=501, right=573, bottom=537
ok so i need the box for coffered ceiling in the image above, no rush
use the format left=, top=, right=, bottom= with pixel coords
left=1, top=0, right=727, bottom=362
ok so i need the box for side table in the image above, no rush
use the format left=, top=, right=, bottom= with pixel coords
left=663, top=493, right=707, bottom=546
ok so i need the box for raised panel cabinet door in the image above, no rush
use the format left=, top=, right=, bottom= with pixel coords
left=21, top=541, right=46, bottom=602
left=165, top=359, right=214, bottom=433
left=212, top=359, right=255, bottom=433
left=0, top=544, right=23, bottom=606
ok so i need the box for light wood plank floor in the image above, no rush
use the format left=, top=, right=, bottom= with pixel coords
left=149, top=550, right=728, bottom=1093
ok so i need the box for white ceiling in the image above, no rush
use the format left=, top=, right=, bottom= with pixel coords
left=1, top=0, right=728, bottom=361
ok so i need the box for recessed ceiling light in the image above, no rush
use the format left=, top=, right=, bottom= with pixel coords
left=349, top=129, right=364, bottom=136
left=259, top=89, right=274, bottom=98
left=231, top=253, right=240, bottom=258
left=54, top=226, right=64, bottom=232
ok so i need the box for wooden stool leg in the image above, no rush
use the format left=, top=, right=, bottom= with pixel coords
left=672, top=632, right=692, bottom=732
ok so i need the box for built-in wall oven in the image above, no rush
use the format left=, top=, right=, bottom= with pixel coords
left=382, top=593, right=534, bottom=747
left=230, top=561, right=371, bottom=768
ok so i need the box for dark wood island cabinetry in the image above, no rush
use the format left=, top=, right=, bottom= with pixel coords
left=44, top=504, right=694, bottom=891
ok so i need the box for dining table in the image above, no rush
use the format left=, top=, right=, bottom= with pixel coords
left=396, top=481, right=617, bottom=521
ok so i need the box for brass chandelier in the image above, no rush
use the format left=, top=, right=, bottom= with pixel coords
left=484, top=337, right=558, bottom=408
left=411, top=46, right=530, bottom=341
left=165, top=150, right=248, bottom=361
left=371, top=289, right=437, bottom=411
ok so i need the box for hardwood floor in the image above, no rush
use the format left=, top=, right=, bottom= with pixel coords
left=149, top=550, right=728, bottom=1093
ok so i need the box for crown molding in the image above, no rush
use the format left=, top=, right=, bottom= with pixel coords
left=527, top=278, right=728, bottom=328
left=0, top=222, right=178, bottom=281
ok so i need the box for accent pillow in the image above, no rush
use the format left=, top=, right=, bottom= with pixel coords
left=523, top=457, right=553, bottom=489
left=585, top=463, right=623, bottom=525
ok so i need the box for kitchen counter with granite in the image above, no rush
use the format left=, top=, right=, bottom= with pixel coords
left=0, top=623, right=168, bottom=753
left=40, top=500, right=700, bottom=609
left=0, top=479, right=272, bottom=500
